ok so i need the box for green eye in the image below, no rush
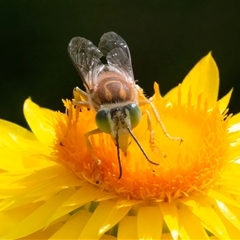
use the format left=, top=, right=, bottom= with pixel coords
left=126, top=104, right=141, bottom=129
left=95, top=109, right=111, bottom=133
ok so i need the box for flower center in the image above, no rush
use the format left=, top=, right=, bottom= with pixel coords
left=53, top=86, right=230, bottom=202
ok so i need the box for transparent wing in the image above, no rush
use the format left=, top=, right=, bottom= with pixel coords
left=98, top=32, right=134, bottom=82
left=68, top=37, right=104, bottom=90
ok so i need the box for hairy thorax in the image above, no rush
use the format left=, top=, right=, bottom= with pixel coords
left=90, top=72, right=137, bottom=111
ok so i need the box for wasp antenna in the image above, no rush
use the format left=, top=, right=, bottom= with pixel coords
left=127, top=127, right=159, bottom=166
left=116, top=131, right=123, bottom=179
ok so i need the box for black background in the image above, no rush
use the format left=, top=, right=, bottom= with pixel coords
left=1, top=1, right=240, bottom=128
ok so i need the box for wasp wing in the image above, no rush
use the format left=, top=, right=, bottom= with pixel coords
left=98, top=32, right=134, bottom=82
left=68, top=37, right=104, bottom=91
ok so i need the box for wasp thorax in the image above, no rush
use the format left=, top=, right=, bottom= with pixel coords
left=92, top=72, right=136, bottom=108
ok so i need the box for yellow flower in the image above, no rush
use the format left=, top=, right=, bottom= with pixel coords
left=1, top=53, right=240, bottom=239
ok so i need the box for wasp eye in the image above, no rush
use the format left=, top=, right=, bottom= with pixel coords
left=95, top=109, right=111, bottom=133
left=126, top=104, right=141, bottom=129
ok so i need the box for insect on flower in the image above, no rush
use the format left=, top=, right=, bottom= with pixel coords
left=68, top=32, right=183, bottom=179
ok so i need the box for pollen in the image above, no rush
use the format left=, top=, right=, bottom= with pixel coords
left=53, top=84, right=231, bottom=202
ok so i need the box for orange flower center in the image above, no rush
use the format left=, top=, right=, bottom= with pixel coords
left=53, top=85, right=230, bottom=202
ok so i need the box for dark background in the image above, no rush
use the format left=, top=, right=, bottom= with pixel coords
left=1, top=1, right=240, bottom=128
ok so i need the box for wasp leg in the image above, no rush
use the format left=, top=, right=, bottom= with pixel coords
left=142, top=109, right=158, bottom=152
left=85, top=128, right=102, bottom=166
left=72, top=86, right=91, bottom=120
left=139, top=99, right=183, bottom=144
left=72, top=100, right=90, bottom=108
left=73, top=86, right=88, bottom=102
left=61, top=87, right=90, bottom=146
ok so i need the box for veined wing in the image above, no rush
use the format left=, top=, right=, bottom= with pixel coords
left=68, top=37, right=104, bottom=91
left=98, top=32, right=134, bottom=82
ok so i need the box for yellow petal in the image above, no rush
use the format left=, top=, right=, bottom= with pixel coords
left=0, top=119, right=36, bottom=141
left=161, top=233, right=175, bottom=239
left=6, top=188, right=76, bottom=239
left=100, top=234, right=117, bottom=240
left=220, top=185, right=240, bottom=196
left=228, top=113, right=240, bottom=153
left=162, top=84, right=178, bottom=102
left=181, top=52, right=219, bottom=105
left=228, top=112, right=240, bottom=133
left=23, top=98, right=56, bottom=144
left=228, top=113, right=240, bottom=148
left=215, top=201, right=240, bottom=230
left=99, top=202, right=131, bottom=236
left=1, top=194, right=39, bottom=212
left=49, top=184, right=112, bottom=223
left=218, top=88, right=233, bottom=113
left=151, top=82, right=163, bottom=102
left=0, top=201, right=43, bottom=237
left=207, top=189, right=240, bottom=208
left=164, top=53, right=219, bottom=108
left=21, top=221, right=65, bottom=240
left=0, top=145, right=25, bottom=171
left=49, top=210, right=92, bottom=239
left=178, top=206, right=209, bottom=239
left=220, top=164, right=240, bottom=187
left=118, top=216, right=138, bottom=240
left=78, top=200, right=131, bottom=239
left=137, top=206, right=163, bottom=239
left=0, top=119, right=39, bottom=171
left=214, top=202, right=240, bottom=239
left=22, top=166, right=78, bottom=198
left=0, top=172, right=32, bottom=188
left=182, top=198, right=230, bottom=239
left=1, top=166, right=76, bottom=211
left=159, top=202, right=179, bottom=240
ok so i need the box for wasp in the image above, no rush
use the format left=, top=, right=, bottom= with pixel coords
left=68, top=32, right=182, bottom=179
